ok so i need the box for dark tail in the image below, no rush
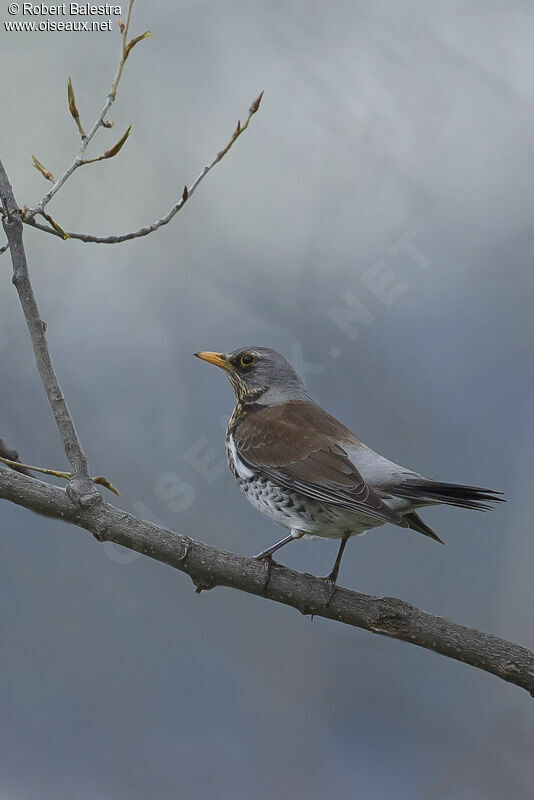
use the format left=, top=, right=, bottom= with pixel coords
left=394, top=479, right=506, bottom=512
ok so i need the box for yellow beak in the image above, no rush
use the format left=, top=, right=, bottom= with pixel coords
left=194, top=351, right=231, bottom=370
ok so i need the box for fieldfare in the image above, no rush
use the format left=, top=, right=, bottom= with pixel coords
left=195, top=347, right=504, bottom=583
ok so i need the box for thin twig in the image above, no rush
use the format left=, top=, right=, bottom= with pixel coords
left=24, top=0, right=146, bottom=220
left=0, top=454, right=120, bottom=496
left=0, top=157, right=99, bottom=506
left=0, top=466, right=533, bottom=698
left=21, top=93, right=263, bottom=246
left=0, top=455, right=71, bottom=480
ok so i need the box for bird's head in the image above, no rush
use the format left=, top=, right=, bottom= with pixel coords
left=194, top=346, right=310, bottom=405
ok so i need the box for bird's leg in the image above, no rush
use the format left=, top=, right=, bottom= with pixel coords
left=255, top=531, right=304, bottom=593
left=323, top=532, right=350, bottom=606
left=254, top=531, right=304, bottom=560
left=327, top=535, right=349, bottom=583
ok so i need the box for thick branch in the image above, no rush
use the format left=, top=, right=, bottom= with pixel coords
left=0, top=159, right=98, bottom=504
left=1, top=466, right=533, bottom=697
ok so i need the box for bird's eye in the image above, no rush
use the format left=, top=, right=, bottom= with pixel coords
left=240, top=353, right=255, bottom=367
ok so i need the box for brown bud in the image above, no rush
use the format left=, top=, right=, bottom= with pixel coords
left=182, top=185, right=189, bottom=201
left=100, top=124, right=132, bottom=159
left=118, top=18, right=125, bottom=33
left=92, top=475, right=121, bottom=497
left=67, top=77, right=85, bottom=137
left=249, top=90, right=264, bottom=114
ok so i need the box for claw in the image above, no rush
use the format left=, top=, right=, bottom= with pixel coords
left=321, top=574, right=339, bottom=608
left=254, top=552, right=274, bottom=593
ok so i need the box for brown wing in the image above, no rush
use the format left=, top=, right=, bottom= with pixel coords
left=232, top=401, right=408, bottom=528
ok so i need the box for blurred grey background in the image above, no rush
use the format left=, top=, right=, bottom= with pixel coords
left=1, top=1, right=534, bottom=798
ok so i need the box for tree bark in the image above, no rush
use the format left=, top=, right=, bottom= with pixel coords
left=1, top=157, right=98, bottom=506
left=1, top=466, right=533, bottom=698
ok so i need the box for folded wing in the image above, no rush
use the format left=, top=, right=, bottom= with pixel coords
left=231, top=401, right=409, bottom=529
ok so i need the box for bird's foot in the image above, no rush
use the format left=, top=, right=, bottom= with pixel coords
left=254, top=552, right=276, bottom=593
left=320, top=572, right=339, bottom=608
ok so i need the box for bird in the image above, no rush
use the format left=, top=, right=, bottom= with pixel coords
left=195, top=347, right=504, bottom=584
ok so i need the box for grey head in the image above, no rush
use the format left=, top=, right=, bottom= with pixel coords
left=194, top=346, right=310, bottom=405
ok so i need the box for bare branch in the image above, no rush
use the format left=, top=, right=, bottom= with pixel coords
left=1, top=465, right=533, bottom=697
left=24, top=0, right=143, bottom=220
left=12, top=0, right=260, bottom=254
left=0, top=157, right=99, bottom=507
left=21, top=94, right=264, bottom=245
